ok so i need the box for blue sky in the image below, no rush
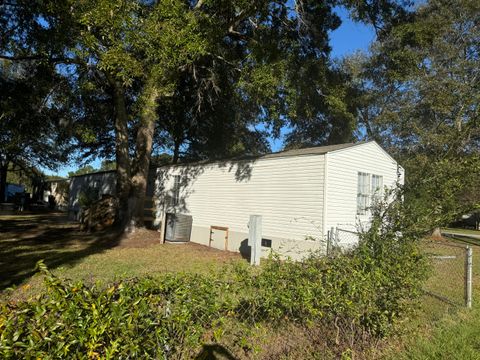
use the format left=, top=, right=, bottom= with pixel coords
left=268, top=6, right=375, bottom=153
left=329, top=7, right=376, bottom=59
left=49, top=8, right=375, bottom=177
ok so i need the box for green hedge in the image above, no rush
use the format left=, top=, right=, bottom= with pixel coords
left=0, top=252, right=426, bottom=358
left=0, top=200, right=428, bottom=358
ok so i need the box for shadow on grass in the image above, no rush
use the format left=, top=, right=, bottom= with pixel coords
left=0, top=211, right=123, bottom=290
left=195, top=343, right=237, bottom=360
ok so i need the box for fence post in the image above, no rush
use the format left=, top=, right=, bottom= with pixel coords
left=326, top=230, right=330, bottom=256
left=248, top=215, right=262, bottom=266
left=465, top=246, right=473, bottom=308
left=329, top=227, right=335, bottom=256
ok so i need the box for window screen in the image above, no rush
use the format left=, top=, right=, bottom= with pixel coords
left=371, top=175, right=383, bottom=202
left=172, top=175, right=180, bottom=206
left=357, top=172, right=370, bottom=215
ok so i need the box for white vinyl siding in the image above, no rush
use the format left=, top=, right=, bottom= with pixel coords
left=156, top=155, right=325, bottom=242
left=153, top=141, right=402, bottom=254
left=324, top=142, right=403, bottom=233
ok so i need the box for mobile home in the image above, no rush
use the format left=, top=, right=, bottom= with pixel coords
left=153, top=141, right=403, bottom=259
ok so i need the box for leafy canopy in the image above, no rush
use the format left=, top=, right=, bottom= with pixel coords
left=345, top=0, right=480, bottom=228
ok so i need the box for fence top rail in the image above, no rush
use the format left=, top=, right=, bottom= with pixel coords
left=441, top=233, right=480, bottom=247
left=336, top=228, right=359, bottom=235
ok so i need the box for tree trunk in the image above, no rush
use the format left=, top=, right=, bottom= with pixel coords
left=172, top=140, right=180, bottom=164
left=432, top=227, right=442, bottom=239
left=128, top=82, right=159, bottom=230
left=0, top=162, right=8, bottom=203
left=108, top=75, right=131, bottom=226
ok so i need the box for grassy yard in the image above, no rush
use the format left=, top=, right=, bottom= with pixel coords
left=394, top=305, right=480, bottom=359
left=384, top=238, right=480, bottom=359
left=422, top=241, right=478, bottom=308
left=0, top=212, right=242, bottom=300
left=2, top=212, right=480, bottom=358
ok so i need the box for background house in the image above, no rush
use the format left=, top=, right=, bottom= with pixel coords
left=43, top=178, right=69, bottom=211
left=68, top=170, right=117, bottom=220
left=4, top=183, right=25, bottom=202
left=67, top=169, right=157, bottom=224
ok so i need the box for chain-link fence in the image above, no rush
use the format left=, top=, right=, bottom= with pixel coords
left=422, top=240, right=473, bottom=307
left=326, top=226, right=360, bottom=255
left=327, top=228, right=474, bottom=308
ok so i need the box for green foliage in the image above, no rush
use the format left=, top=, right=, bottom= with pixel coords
left=0, top=262, right=229, bottom=359
left=404, top=154, right=480, bottom=229
left=345, top=0, right=480, bottom=229
left=68, top=165, right=97, bottom=178
left=99, top=160, right=116, bottom=171
left=0, top=60, right=72, bottom=199
left=234, top=202, right=427, bottom=336
left=0, top=0, right=415, bottom=223
left=0, top=197, right=427, bottom=357
left=355, top=193, right=430, bottom=333
left=78, top=186, right=99, bottom=208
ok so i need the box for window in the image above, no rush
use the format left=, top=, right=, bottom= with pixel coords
left=371, top=175, right=383, bottom=202
left=357, top=173, right=384, bottom=215
left=357, top=172, right=370, bottom=215
left=172, top=175, right=180, bottom=206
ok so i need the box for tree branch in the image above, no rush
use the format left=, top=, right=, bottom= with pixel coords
left=0, top=54, right=85, bottom=66
left=193, top=0, right=204, bottom=10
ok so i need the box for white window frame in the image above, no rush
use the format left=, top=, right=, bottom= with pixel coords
left=357, top=172, right=370, bottom=215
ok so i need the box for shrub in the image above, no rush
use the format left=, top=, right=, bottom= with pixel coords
left=0, top=194, right=428, bottom=358
left=0, top=267, right=232, bottom=359
left=78, top=186, right=99, bottom=208
left=228, top=193, right=428, bottom=338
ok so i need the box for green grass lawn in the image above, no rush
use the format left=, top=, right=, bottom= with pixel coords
left=0, top=212, right=242, bottom=300
left=3, top=212, right=480, bottom=358
left=386, top=239, right=480, bottom=359
left=394, top=305, right=480, bottom=360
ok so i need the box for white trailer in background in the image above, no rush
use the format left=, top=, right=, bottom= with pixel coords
left=153, top=141, right=403, bottom=260
left=67, top=170, right=116, bottom=221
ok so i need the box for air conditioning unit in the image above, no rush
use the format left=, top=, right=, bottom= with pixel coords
left=164, top=213, right=193, bottom=242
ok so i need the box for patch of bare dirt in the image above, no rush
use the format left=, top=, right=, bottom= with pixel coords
left=255, top=323, right=384, bottom=360
left=117, top=229, right=241, bottom=262
left=166, top=241, right=242, bottom=262
left=117, top=228, right=161, bottom=248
